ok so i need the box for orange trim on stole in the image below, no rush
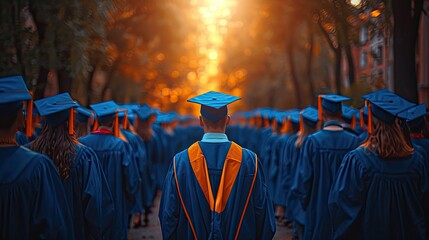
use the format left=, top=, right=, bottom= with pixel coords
left=234, top=153, right=258, bottom=240
left=187, top=142, right=243, bottom=213
left=173, top=156, right=198, bottom=240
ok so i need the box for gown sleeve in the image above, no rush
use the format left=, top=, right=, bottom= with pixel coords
left=159, top=157, right=180, bottom=240
left=328, top=150, right=366, bottom=240
left=122, top=141, right=141, bottom=212
left=291, top=137, right=314, bottom=210
left=251, top=153, right=277, bottom=240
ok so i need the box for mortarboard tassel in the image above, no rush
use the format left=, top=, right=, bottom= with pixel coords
left=299, top=114, right=304, bottom=133
left=360, top=109, right=364, bottom=127
left=123, top=112, right=129, bottom=130
left=69, top=108, right=74, bottom=135
left=134, top=115, right=138, bottom=128
left=367, top=101, right=373, bottom=134
left=93, top=119, right=99, bottom=131
left=351, top=115, right=356, bottom=129
left=114, top=112, right=119, bottom=137
left=25, top=94, right=33, bottom=138
left=318, top=95, right=323, bottom=121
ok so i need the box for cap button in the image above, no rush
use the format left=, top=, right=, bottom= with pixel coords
left=212, top=97, right=217, bottom=100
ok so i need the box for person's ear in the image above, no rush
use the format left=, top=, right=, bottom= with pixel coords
left=226, top=115, right=230, bottom=126
left=199, top=116, right=204, bottom=127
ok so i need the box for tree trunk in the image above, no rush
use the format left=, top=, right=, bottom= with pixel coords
left=306, top=20, right=315, bottom=105
left=344, top=41, right=355, bottom=86
left=334, top=47, right=342, bottom=94
left=287, top=38, right=302, bottom=108
left=86, top=66, right=96, bottom=106
left=391, top=0, right=423, bottom=102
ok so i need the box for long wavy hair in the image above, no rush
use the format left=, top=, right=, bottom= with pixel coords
left=362, top=117, right=414, bottom=159
left=31, top=121, right=77, bottom=180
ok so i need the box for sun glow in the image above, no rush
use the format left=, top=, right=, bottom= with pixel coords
left=191, top=0, right=236, bottom=94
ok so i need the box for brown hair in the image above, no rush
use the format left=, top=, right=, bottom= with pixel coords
left=295, top=122, right=319, bottom=148
left=31, top=121, right=77, bottom=180
left=74, top=121, right=89, bottom=138
left=362, top=117, right=413, bottom=159
left=201, top=116, right=228, bottom=131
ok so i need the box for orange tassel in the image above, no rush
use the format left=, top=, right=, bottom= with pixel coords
left=93, top=119, right=99, bottom=131
left=318, top=95, right=323, bottom=121
left=69, top=108, right=74, bottom=135
left=114, top=112, right=119, bottom=137
left=351, top=115, right=356, bottom=129
left=134, top=115, right=139, bottom=128
left=25, top=94, right=33, bottom=138
left=367, top=101, right=373, bottom=134
left=299, top=114, right=304, bottom=133
left=360, top=109, right=364, bottom=127
left=123, top=112, right=129, bottom=130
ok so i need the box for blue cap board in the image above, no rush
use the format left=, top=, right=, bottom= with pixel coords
left=133, top=104, right=156, bottom=121
left=34, top=92, right=78, bottom=126
left=398, top=103, right=426, bottom=130
left=301, top=106, right=318, bottom=127
left=288, top=110, right=300, bottom=124
left=90, top=100, right=119, bottom=123
left=361, top=88, right=391, bottom=101
left=187, top=91, right=240, bottom=122
left=321, top=94, right=351, bottom=113
left=75, top=105, right=93, bottom=122
left=342, top=105, right=357, bottom=123
left=0, top=75, right=32, bottom=110
left=366, top=91, right=415, bottom=124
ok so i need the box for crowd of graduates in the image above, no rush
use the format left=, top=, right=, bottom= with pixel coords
left=1, top=74, right=429, bottom=239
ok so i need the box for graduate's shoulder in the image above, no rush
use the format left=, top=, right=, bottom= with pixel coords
left=3, top=146, right=59, bottom=181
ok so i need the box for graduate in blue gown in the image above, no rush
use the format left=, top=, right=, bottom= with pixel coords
left=399, top=104, right=429, bottom=157
left=118, top=109, right=149, bottom=228
left=0, top=75, right=74, bottom=239
left=74, top=105, right=93, bottom=138
left=159, top=91, right=276, bottom=239
left=79, top=100, right=140, bottom=240
left=329, top=90, right=429, bottom=240
left=284, top=107, right=319, bottom=239
left=30, top=93, right=115, bottom=239
left=133, top=104, right=160, bottom=224
left=291, top=94, right=359, bottom=240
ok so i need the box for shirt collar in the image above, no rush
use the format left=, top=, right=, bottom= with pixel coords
left=201, top=133, right=229, bottom=143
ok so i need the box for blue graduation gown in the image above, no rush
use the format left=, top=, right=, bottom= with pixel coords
left=79, top=131, right=140, bottom=240
left=0, top=146, right=74, bottom=239
left=63, top=143, right=115, bottom=239
left=328, top=147, right=429, bottom=240
left=159, top=141, right=276, bottom=239
left=122, top=129, right=147, bottom=213
left=272, top=134, right=290, bottom=206
left=291, top=123, right=359, bottom=240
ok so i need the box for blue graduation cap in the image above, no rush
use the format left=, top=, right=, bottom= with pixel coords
left=301, top=106, right=318, bottom=127
left=187, top=91, right=240, bottom=122
left=288, top=110, right=300, bottom=124
left=365, top=91, right=415, bottom=125
left=342, top=105, right=358, bottom=124
left=319, top=94, right=351, bottom=116
left=0, top=75, right=32, bottom=105
left=90, top=100, right=119, bottom=123
left=361, top=88, right=391, bottom=101
left=133, top=104, right=156, bottom=121
left=75, top=105, right=93, bottom=123
left=34, top=92, right=78, bottom=128
left=398, top=103, right=426, bottom=131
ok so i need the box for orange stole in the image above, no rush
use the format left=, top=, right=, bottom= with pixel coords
left=187, top=142, right=242, bottom=213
